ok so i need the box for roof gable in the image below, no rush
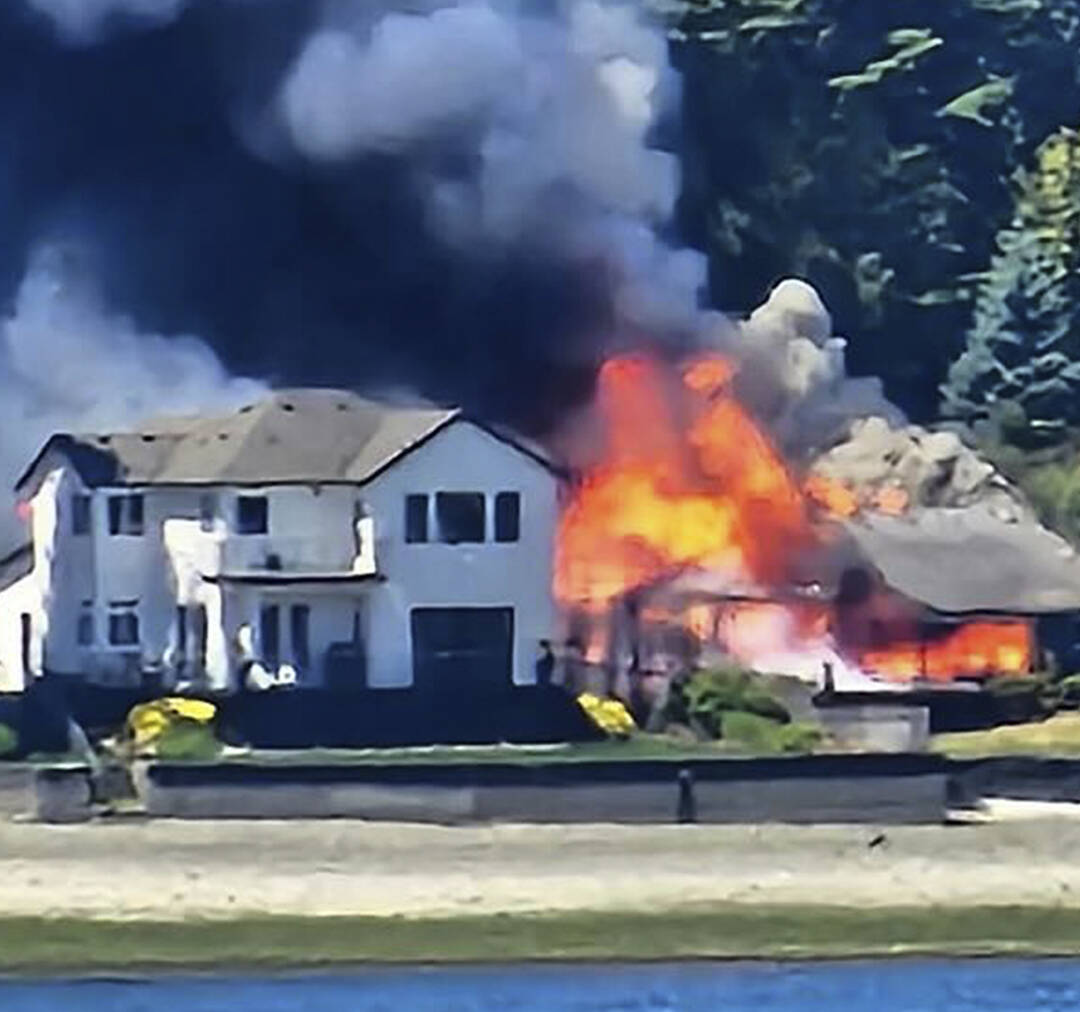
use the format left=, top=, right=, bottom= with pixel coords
left=15, top=389, right=559, bottom=494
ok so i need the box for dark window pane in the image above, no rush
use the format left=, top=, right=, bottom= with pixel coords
left=290, top=604, right=311, bottom=670
left=436, top=492, right=485, bottom=544
left=237, top=496, right=269, bottom=535
left=77, top=610, right=94, bottom=647
left=128, top=495, right=144, bottom=535
left=72, top=495, right=91, bottom=536
left=108, top=611, right=139, bottom=646
left=405, top=494, right=428, bottom=543
left=494, top=492, right=520, bottom=543
left=175, top=607, right=188, bottom=657
left=108, top=495, right=143, bottom=536
left=108, top=496, right=122, bottom=535
left=260, top=605, right=280, bottom=667
left=20, top=614, right=31, bottom=676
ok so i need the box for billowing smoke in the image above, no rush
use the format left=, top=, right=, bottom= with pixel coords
left=0, top=241, right=261, bottom=548
left=0, top=0, right=925, bottom=557
left=724, top=279, right=903, bottom=460
left=279, top=0, right=701, bottom=335
left=24, top=0, right=188, bottom=43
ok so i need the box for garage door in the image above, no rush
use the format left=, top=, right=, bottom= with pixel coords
left=410, top=607, right=514, bottom=692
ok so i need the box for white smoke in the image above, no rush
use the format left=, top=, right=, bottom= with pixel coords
left=0, top=241, right=263, bottom=548
left=721, top=279, right=905, bottom=459
left=280, top=0, right=706, bottom=336
left=24, top=0, right=189, bottom=43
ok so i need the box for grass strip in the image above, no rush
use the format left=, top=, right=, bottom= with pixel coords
left=3, top=906, right=1080, bottom=971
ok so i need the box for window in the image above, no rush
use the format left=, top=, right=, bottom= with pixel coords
left=259, top=604, right=280, bottom=667
left=20, top=614, right=31, bottom=677
left=236, top=496, right=268, bottom=535
left=77, top=605, right=94, bottom=647
left=436, top=492, right=485, bottom=544
left=405, top=494, right=428, bottom=543
left=108, top=605, right=139, bottom=647
left=290, top=604, right=310, bottom=670
left=494, top=492, right=521, bottom=543
left=198, top=493, right=217, bottom=532
left=72, top=494, right=91, bottom=536
left=107, top=494, right=144, bottom=536
left=175, top=606, right=188, bottom=657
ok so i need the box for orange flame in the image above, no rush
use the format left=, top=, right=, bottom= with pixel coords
left=554, top=353, right=812, bottom=606
left=859, top=622, right=1032, bottom=681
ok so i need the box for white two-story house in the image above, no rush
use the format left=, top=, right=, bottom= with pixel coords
left=0, top=389, right=562, bottom=696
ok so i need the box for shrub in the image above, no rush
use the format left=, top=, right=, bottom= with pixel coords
left=153, top=720, right=222, bottom=762
left=720, top=711, right=784, bottom=753
left=678, top=666, right=792, bottom=738
left=0, top=723, right=18, bottom=758
left=777, top=722, right=826, bottom=755
left=1060, top=674, right=1080, bottom=709
left=985, top=674, right=1057, bottom=724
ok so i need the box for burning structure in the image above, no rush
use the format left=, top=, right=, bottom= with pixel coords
left=552, top=280, right=1080, bottom=698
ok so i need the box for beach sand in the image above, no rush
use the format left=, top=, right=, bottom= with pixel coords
left=0, top=815, right=1078, bottom=920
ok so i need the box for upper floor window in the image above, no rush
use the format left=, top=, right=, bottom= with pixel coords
left=236, top=495, right=268, bottom=535
left=436, top=492, right=485, bottom=544
left=72, top=494, right=92, bottom=536
left=405, top=494, right=429, bottom=544
left=108, top=494, right=144, bottom=536
left=494, top=492, right=521, bottom=543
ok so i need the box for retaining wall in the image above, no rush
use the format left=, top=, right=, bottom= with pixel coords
left=139, top=754, right=949, bottom=824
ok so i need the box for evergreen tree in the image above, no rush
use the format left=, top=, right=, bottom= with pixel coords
left=943, top=127, right=1080, bottom=447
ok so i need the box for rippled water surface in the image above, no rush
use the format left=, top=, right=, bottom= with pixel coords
left=3, top=961, right=1080, bottom=1011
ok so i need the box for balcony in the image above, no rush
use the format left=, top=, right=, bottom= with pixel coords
left=165, top=517, right=377, bottom=600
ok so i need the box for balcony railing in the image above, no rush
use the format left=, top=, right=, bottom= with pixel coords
left=165, top=517, right=376, bottom=598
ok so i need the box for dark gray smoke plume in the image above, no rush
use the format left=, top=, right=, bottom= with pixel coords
left=2, top=0, right=905, bottom=559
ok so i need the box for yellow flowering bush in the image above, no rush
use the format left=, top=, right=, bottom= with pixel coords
left=126, top=698, right=218, bottom=754
left=576, top=692, right=636, bottom=738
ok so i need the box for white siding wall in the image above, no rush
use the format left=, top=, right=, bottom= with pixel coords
left=0, top=420, right=560, bottom=694
left=362, top=421, right=559, bottom=688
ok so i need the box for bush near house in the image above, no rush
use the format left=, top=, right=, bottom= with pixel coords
left=661, top=666, right=823, bottom=755
left=0, top=724, right=17, bottom=759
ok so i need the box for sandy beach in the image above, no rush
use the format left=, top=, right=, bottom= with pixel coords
left=0, top=814, right=1077, bottom=921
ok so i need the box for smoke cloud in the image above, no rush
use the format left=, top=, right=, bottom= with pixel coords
left=0, top=241, right=262, bottom=547
left=24, top=0, right=189, bottom=43
left=0, top=0, right=913, bottom=559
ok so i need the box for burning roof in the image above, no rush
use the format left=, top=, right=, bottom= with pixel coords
left=839, top=506, right=1080, bottom=616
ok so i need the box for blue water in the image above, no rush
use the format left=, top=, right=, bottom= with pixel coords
left=3, top=961, right=1080, bottom=1011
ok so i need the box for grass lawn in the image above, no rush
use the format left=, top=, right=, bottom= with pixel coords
left=4, top=906, right=1080, bottom=970
left=234, top=736, right=742, bottom=766
left=933, top=712, right=1080, bottom=757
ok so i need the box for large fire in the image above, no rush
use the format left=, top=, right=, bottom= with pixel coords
left=555, top=352, right=1034, bottom=684
left=554, top=354, right=811, bottom=606
left=858, top=622, right=1033, bottom=682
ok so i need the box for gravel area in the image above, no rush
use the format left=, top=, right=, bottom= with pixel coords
left=0, top=817, right=1076, bottom=919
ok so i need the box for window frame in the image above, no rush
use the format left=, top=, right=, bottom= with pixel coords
left=404, top=493, right=429, bottom=544
left=435, top=491, right=486, bottom=545
left=72, top=494, right=92, bottom=536
left=107, top=605, right=140, bottom=648
left=494, top=491, right=521, bottom=543
left=235, top=495, right=269, bottom=536
left=76, top=604, right=95, bottom=648
left=107, top=494, right=144, bottom=537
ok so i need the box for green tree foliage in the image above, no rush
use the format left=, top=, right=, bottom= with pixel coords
left=665, top=0, right=1080, bottom=420
left=943, top=127, right=1080, bottom=447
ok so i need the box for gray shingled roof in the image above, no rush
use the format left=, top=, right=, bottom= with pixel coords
left=841, top=507, right=1080, bottom=615
left=16, top=389, right=478, bottom=490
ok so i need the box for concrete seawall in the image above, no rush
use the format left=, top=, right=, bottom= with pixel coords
left=139, top=754, right=949, bottom=824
